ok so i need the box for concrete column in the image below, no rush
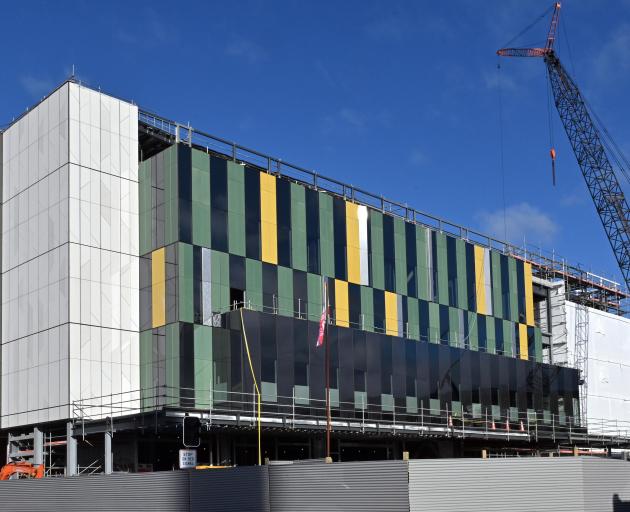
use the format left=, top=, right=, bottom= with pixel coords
left=33, top=428, right=44, bottom=466
left=104, top=432, right=113, bottom=474
left=66, top=423, right=77, bottom=476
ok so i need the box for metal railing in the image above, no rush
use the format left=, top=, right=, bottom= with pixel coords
left=138, top=109, right=629, bottom=305
left=71, top=386, right=630, bottom=447
left=205, top=300, right=544, bottom=364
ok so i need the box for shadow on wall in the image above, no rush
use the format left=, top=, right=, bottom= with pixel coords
left=614, top=494, right=630, bottom=512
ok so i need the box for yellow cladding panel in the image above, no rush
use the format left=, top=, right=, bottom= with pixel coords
left=524, top=262, right=535, bottom=326
left=519, top=323, right=529, bottom=361
left=335, top=279, right=349, bottom=327
left=474, top=246, right=487, bottom=315
left=151, top=248, right=166, bottom=328
left=260, top=172, right=278, bottom=264
left=385, top=291, right=398, bottom=336
left=346, top=202, right=361, bottom=284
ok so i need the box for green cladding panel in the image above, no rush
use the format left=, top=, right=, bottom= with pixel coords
left=428, top=301, right=440, bottom=343
left=307, top=273, right=324, bottom=322
left=164, top=146, right=179, bottom=246
left=319, top=193, right=335, bottom=278
left=508, top=258, right=519, bottom=323
left=194, top=324, right=213, bottom=409
left=370, top=211, right=385, bottom=290
left=165, top=323, right=180, bottom=405
left=467, top=311, right=479, bottom=351
left=434, top=232, right=449, bottom=306
left=227, top=161, right=246, bottom=256
left=486, top=315, right=496, bottom=354
left=407, top=297, right=419, bottom=340
left=139, top=161, right=152, bottom=255
left=179, top=243, right=194, bottom=323
left=416, top=226, right=430, bottom=301
left=394, top=218, right=407, bottom=296
left=277, top=266, right=294, bottom=317
left=455, top=239, right=468, bottom=311
left=191, top=149, right=211, bottom=248
left=245, top=258, right=263, bottom=310
left=491, top=251, right=503, bottom=319
left=291, top=183, right=307, bottom=272
left=360, top=286, right=374, bottom=332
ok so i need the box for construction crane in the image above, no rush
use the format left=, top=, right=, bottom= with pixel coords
left=497, top=2, right=630, bottom=293
left=497, top=2, right=630, bottom=424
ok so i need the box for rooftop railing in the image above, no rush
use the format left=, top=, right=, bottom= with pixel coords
left=138, top=109, right=629, bottom=306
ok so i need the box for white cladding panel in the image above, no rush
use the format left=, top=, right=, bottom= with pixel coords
left=566, top=301, right=630, bottom=427
left=1, top=82, right=139, bottom=428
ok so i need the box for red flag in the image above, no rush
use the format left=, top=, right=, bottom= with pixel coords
left=316, top=279, right=328, bottom=347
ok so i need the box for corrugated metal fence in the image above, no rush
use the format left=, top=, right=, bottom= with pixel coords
left=0, top=458, right=629, bottom=511
left=408, top=457, right=630, bottom=512
left=268, top=460, right=409, bottom=512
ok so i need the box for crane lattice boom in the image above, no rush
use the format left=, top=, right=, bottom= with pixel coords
left=497, top=2, right=630, bottom=291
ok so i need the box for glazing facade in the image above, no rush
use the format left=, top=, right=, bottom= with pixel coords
left=138, top=143, right=577, bottom=421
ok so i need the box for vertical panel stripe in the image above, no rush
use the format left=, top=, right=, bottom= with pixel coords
left=151, top=247, right=166, bottom=327
left=385, top=291, right=398, bottom=336
left=335, top=279, right=349, bottom=327
left=346, top=202, right=361, bottom=284
left=483, top=248, right=493, bottom=316
left=519, top=323, right=529, bottom=361
left=474, top=246, right=486, bottom=315
left=260, top=172, right=278, bottom=264
left=358, top=205, right=369, bottom=285
left=524, top=262, right=535, bottom=326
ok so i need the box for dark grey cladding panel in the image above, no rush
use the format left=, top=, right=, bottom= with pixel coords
left=0, top=470, right=190, bottom=512
left=189, top=465, right=270, bottom=512
left=269, top=460, right=409, bottom=512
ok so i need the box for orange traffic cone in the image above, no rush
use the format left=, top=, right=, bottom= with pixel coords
left=520, top=420, right=525, bottom=432
left=448, top=415, right=453, bottom=428
left=505, top=419, right=510, bottom=431
left=491, top=420, right=496, bottom=430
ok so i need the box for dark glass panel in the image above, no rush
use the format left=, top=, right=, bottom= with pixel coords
left=244, top=166, right=261, bottom=260
left=332, top=198, right=347, bottom=281
left=383, top=215, right=395, bottom=291
left=516, top=259, right=526, bottom=323
left=305, top=189, right=320, bottom=274
left=262, top=263, right=278, bottom=312
left=373, top=289, right=385, bottom=333
left=179, top=323, right=194, bottom=406
left=419, top=299, right=429, bottom=343
left=210, top=156, right=228, bottom=252
left=446, top=235, right=458, bottom=307
left=405, top=223, right=417, bottom=298
left=465, top=243, right=476, bottom=311
left=439, top=304, right=450, bottom=345
left=276, top=178, right=292, bottom=268
left=348, top=283, right=361, bottom=329
left=178, top=145, right=192, bottom=244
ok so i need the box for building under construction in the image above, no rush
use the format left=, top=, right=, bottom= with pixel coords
left=0, top=75, right=629, bottom=476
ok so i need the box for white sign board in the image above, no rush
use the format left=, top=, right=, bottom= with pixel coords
left=179, top=449, right=197, bottom=469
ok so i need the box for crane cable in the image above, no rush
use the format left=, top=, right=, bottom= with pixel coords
left=546, top=66, right=557, bottom=186
left=497, top=57, right=508, bottom=242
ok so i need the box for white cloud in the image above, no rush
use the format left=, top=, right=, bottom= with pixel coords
left=225, top=39, right=267, bottom=64
left=476, top=202, right=559, bottom=245
left=339, top=108, right=366, bottom=129
left=408, top=149, right=427, bottom=167
left=19, top=75, right=54, bottom=99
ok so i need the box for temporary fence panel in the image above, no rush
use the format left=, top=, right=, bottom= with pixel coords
left=581, top=457, right=630, bottom=511
left=269, top=460, right=409, bottom=512
left=0, top=470, right=190, bottom=512
left=409, top=457, right=630, bottom=512
left=190, top=465, right=270, bottom=512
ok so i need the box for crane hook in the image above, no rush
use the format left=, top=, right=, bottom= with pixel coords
left=550, top=147, right=557, bottom=186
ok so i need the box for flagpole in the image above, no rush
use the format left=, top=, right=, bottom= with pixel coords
left=325, top=277, right=331, bottom=460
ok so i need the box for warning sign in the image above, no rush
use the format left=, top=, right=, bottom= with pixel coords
left=179, top=449, right=197, bottom=469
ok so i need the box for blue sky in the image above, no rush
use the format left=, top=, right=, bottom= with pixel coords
left=2, top=0, right=630, bottom=285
